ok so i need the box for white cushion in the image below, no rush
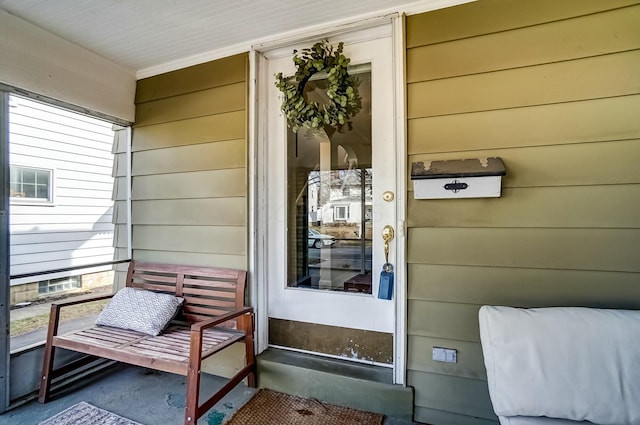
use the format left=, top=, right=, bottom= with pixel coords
left=479, top=306, right=640, bottom=425
left=500, top=416, right=593, bottom=425
left=96, top=288, right=184, bottom=336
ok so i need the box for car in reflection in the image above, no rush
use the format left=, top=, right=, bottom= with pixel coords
left=308, top=228, right=337, bottom=249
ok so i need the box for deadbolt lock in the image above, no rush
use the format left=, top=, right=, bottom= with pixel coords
left=382, top=191, right=394, bottom=202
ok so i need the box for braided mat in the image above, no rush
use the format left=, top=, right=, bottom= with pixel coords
left=226, top=389, right=384, bottom=425
left=39, top=402, right=142, bottom=425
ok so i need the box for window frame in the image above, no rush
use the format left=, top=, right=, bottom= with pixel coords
left=9, top=165, right=54, bottom=205
left=38, top=275, right=82, bottom=296
left=334, top=205, right=349, bottom=221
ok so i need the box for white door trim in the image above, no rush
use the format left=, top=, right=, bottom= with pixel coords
left=391, top=14, right=407, bottom=386
left=249, top=16, right=406, bottom=384
left=251, top=49, right=270, bottom=355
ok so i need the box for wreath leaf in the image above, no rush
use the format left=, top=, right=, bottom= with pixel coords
left=275, top=40, right=361, bottom=133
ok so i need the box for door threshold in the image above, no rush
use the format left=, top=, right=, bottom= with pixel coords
left=260, top=347, right=393, bottom=384
left=269, top=344, right=393, bottom=368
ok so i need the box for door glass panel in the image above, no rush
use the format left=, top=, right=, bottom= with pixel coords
left=286, top=68, right=372, bottom=293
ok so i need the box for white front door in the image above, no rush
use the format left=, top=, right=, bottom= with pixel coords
left=260, top=24, right=401, bottom=369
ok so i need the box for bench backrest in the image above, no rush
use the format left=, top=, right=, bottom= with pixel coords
left=125, top=261, right=247, bottom=323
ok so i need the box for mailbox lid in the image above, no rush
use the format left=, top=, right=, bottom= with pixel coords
left=411, top=157, right=506, bottom=180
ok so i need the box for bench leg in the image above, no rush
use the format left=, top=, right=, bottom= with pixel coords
left=242, top=314, right=257, bottom=388
left=38, top=305, right=61, bottom=403
left=184, top=312, right=257, bottom=424
left=38, top=345, right=55, bottom=403
left=185, top=331, right=203, bottom=425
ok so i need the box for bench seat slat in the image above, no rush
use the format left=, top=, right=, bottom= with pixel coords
left=123, top=347, right=189, bottom=362
left=51, top=338, right=188, bottom=375
left=78, top=328, right=138, bottom=343
left=52, top=324, right=245, bottom=375
left=134, top=342, right=190, bottom=356
left=88, top=326, right=146, bottom=338
left=56, top=328, right=146, bottom=347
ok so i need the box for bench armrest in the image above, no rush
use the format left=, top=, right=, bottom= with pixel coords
left=51, top=293, right=114, bottom=309
left=45, top=293, right=113, bottom=333
left=190, top=307, right=254, bottom=332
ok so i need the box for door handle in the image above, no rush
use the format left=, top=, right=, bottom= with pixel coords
left=379, top=225, right=395, bottom=299
left=382, top=225, right=395, bottom=268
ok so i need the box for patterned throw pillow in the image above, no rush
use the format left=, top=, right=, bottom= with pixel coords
left=96, top=288, right=184, bottom=336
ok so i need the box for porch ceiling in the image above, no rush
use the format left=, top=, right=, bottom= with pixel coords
left=0, top=0, right=430, bottom=77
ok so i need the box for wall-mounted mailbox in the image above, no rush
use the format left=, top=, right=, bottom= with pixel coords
left=411, top=157, right=506, bottom=199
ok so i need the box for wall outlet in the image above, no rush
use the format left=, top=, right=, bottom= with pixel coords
left=432, top=347, right=457, bottom=363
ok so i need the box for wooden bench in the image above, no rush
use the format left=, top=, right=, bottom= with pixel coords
left=38, top=261, right=256, bottom=425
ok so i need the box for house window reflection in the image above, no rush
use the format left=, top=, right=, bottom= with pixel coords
left=286, top=68, right=373, bottom=293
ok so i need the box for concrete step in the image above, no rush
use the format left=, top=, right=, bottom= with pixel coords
left=257, top=348, right=414, bottom=421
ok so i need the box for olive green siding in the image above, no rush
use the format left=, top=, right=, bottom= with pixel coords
left=112, top=54, right=249, bottom=289
left=406, top=1, right=640, bottom=424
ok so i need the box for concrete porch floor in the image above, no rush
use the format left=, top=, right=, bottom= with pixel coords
left=0, top=364, right=422, bottom=425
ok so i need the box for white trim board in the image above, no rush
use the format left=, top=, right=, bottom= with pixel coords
left=250, top=20, right=407, bottom=384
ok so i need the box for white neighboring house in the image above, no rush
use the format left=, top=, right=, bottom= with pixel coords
left=318, top=195, right=372, bottom=226
left=309, top=169, right=372, bottom=237
left=8, top=95, right=116, bottom=304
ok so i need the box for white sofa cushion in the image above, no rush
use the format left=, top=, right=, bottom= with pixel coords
left=479, top=306, right=640, bottom=425
left=500, top=416, right=593, bottom=425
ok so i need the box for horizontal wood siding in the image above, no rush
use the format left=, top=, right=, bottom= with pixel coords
left=131, top=169, right=246, bottom=200
left=408, top=264, right=640, bottom=310
left=408, top=185, right=640, bottom=229
left=9, top=96, right=116, bottom=279
left=408, top=50, right=640, bottom=118
left=410, top=370, right=495, bottom=420
left=407, top=5, right=640, bottom=82
left=405, top=1, right=640, bottom=424
left=113, top=53, right=248, bottom=289
left=405, top=0, right=639, bottom=48
left=135, top=54, right=247, bottom=103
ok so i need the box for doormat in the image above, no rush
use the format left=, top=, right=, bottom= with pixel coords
left=39, top=401, right=144, bottom=425
left=226, top=389, right=384, bottom=425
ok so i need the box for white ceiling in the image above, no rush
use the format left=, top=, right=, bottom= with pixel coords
left=0, top=0, right=451, bottom=78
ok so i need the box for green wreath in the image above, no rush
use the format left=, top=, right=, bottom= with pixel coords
left=275, top=40, right=361, bottom=133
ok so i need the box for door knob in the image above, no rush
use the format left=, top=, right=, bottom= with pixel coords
left=382, top=225, right=394, bottom=243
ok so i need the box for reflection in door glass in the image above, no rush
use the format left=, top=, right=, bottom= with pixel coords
left=286, top=68, right=372, bottom=293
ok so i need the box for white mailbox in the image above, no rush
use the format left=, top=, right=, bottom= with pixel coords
left=411, top=157, right=506, bottom=199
